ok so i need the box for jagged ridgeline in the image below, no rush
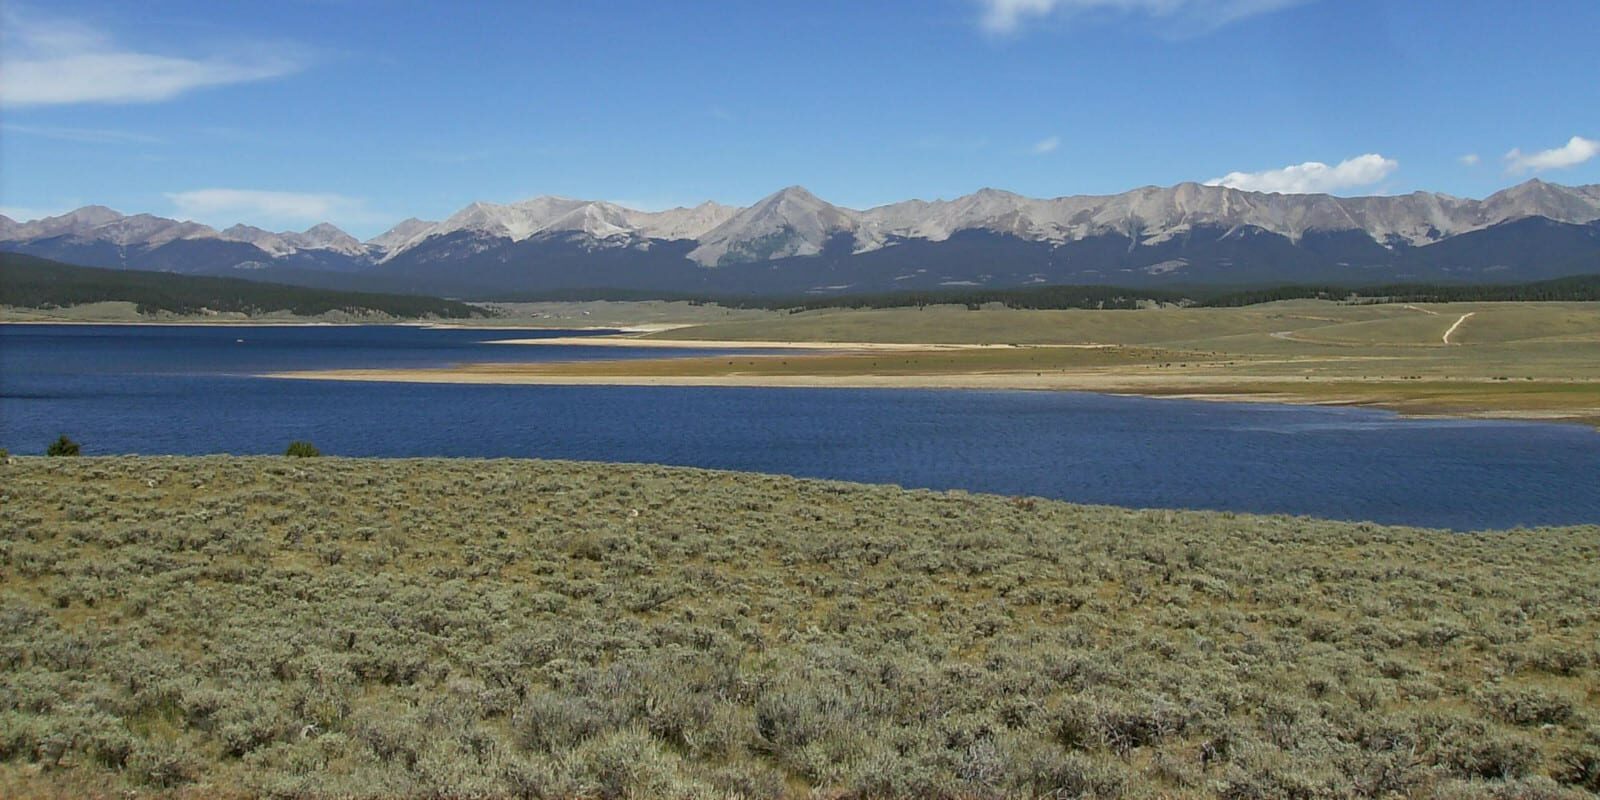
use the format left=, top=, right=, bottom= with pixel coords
left=0, top=253, right=485, bottom=318
left=4, top=180, right=1598, bottom=297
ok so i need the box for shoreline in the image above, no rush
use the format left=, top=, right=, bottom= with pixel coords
left=260, top=365, right=1600, bottom=428
left=0, top=318, right=485, bottom=328
left=483, top=335, right=1110, bottom=351
left=0, top=318, right=677, bottom=333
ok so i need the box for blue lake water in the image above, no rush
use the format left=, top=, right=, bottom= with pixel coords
left=2, top=323, right=1597, bottom=531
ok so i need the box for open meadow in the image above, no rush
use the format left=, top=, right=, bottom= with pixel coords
left=2, top=456, right=1598, bottom=799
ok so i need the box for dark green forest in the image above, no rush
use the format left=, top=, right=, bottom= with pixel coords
left=0, top=254, right=486, bottom=319
left=497, top=274, right=1600, bottom=311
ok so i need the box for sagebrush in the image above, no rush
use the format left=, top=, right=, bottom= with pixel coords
left=1, top=456, right=1596, bottom=799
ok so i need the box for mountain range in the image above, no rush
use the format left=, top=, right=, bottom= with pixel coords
left=5, top=180, right=1599, bottom=297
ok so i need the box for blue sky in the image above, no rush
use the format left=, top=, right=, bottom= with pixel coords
left=2, top=0, right=1598, bottom=238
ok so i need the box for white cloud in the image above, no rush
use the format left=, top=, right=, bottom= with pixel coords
left=0, top=9, right=305, bottom=107
left=165, top=189, right=383, bottom=229
left=1459, top=153, right=1480, bottom=166
left=980, top=0, right=1059, bottom=33
left=1204, top=153, right=1398, bottom=194
left=1504, top=136, right=1600, bottom=174
left=977, top=0, right=1304, bottom=35
left=1030, top=135, right=1061, bottom=154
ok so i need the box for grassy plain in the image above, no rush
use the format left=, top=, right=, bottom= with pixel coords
left=1, top=456, right=1598, bottom=799
left=276, top=301, right=1600, bottom=426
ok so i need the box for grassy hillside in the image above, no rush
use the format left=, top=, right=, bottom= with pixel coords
left=0, top=253, right=486, bottom=320
left=2, top=457, right=1597, bottom=799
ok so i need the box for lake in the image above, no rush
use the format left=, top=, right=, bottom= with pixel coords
left=2, top=323, right=1597, bottom=530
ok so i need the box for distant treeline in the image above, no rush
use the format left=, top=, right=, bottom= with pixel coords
left=0, top=253, right=486, bottom=319
left=1198, top=273, right=1600, bottom=306
left=494, top=285, right=1177, bottom=310
left=496, top=272, right=1600, bottom=311
left=736, top=285, right=1177, bottom=311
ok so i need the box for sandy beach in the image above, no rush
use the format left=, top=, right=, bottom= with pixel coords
left=261, top=362, right=1600, bottom=426
left=483, top=335, right=1106, bottom=351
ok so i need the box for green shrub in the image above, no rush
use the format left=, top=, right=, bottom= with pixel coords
left=1479, top=686, right=1577, bottom=727
left=45, top=435, right=79, bottom=456
left=284, top=440, right=321, bottom=457
left=130, top=740, right=201, bottom=788
left=1556, top=738, right=1600, bottom=791
left=1440, top=732, right=1543, bottom=780
left=1013, top=746, right=1130, bottom=798
left=754, top=684, right=862, bottom=749
left=511, top=690, right=610, bottom=752
left=1052, top=694, right=1188, bottom=754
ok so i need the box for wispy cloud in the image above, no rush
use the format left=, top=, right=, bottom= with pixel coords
left=1459, top=153, right=1480, bottom=167
left=2, top=122, right=163, bottom=144
left=1504, top=135, right=1600, bottom=174
left=1030, top=135, right=1061, bottom=155
left=976, top=0, right=1305, bottom=36
left=1205, top=154, right=1398, bottom=194
left=165, top=189, right=383, bottom=229
left=979, top=0, right=1058, bottom=34
left=0, top=8, right=307, bottom=107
